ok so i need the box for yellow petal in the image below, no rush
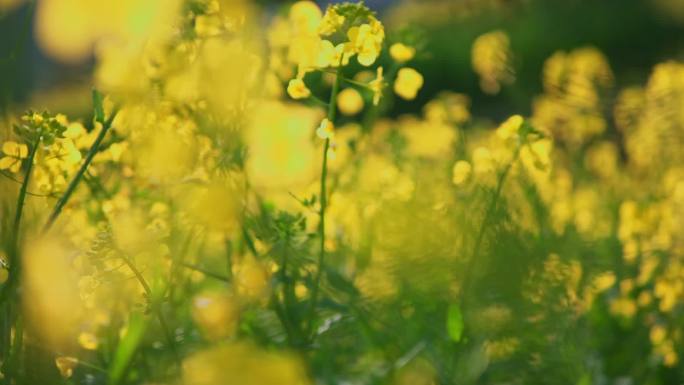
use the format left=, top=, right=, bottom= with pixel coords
left=2, top=141, right=28, bottom=158
left=55, top=356, right=78, bottom=379
left=0, top=156, right=18, bottom=171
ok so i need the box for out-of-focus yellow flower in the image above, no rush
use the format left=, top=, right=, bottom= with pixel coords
left=35, top=0, right=181, bottom=63
left=394, top=68, right=424, bottom=100
left=496, top=115, right=524, bottom=141
left=110, top=210, right=155, bottom=255
left=234, top=257, right=271, bottom=302
left=179, top=179, right=242, bottom=233
left=245, top=102, right=319, bottom=190
left=0, top=141, right=28, bottom=173
left=452, top=160, right=472, bottom=186
left=2, top=141, right=28, bottom=158
left=664, top=350, right=679, bottom=367
left=195, top=14, right=224, bottom=37
left=287, top=78, right=312, bottom=99
left=337, top=88, right=364, bottom=115
left=316, top=118, right=335, bottom=139
left=316, top=40, right=335, bottom=68
left=182, top=343, right=311, bottom=385
left=23, top=236, right=81, bottom=350
left=78, top=331, right=99, bottom=350
left=472, top=30, right=515, bottom=94
left=533, top=47, right=613, bottom=147
left=390, top=43, right=416, bottom=63
left=593, top=271, right=616, bottom=292
left=485, top=337, right=520, bottom=361
left=424, top=92, right=471, bottom=125
left=55, top=356, right=78, bottom=379
left=318, top=6, right=345, bottom=36
left=400, top=117, right=455, bottom=158
left=473, top=147, right=495, bottom=175
left=369, top=66, right=385, bottom=105
left=392, top=358, right=436, bottom=385
left=650, top=325, right=667, bottom=345
left=192, top=291, right=240, bottom=340
left=133, top=120, right=198, bottom=182
left=290, top=1, right=322, bottom=35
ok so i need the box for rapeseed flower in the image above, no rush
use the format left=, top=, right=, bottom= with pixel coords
left=394, top=67, right=424, bottom=100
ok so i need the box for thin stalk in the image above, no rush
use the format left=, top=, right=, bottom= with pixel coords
left=119, top=255, right=181, bottom=367
left=307, top=65, right=343, bottom=340
left=1, top=141, right=38, bottom=383
left=180, top=262, right=230, bottom=283
left=43, top=109, right=118, bottom=233
left=308, top=93, right=329, bottom=108
left=461, top=145, right=522, bottom=303
left=12, top=141, right=38, bottom=251
left=6, top=314, right=23, bottom=379
left=1, top=140, right=38, bottom=298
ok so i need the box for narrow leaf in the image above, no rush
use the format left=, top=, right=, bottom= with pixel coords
left=92, top=89, right=105, bottom=124
left=109, top=312, right=148, bottom=385
left=447, top=304, right=464, bottom=342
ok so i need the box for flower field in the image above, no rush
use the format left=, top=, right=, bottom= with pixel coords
left=0, top=0, right=684, bottom=384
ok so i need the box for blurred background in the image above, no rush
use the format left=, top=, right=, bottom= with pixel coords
left=2, top=0, right=684, bottom=121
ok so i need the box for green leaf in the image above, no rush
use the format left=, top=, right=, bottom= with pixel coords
left=92, top=89, right=105, bottom=124
left=446, top=304, right=464, bottom=342
left=108, top=312, right=148, bottom=385
left=325, top=267, right=360, bottom=297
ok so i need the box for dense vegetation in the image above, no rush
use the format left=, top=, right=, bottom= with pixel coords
left=0, top=0, right=683, bottom=384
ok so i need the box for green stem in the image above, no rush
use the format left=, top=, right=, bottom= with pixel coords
left=307, top=65, right=343, bottom=340
left=308, top=93, right=329, bottom=108
left=6, top=314, right=23, bottom=379
left=180, top=262, right=230, bottom=283
left=12, top=141, right=38, bottom=251
left=461, top=145, right=522, bottom=304
left=0, top=140, right=38, bottom=383
left=362, top=62, right=399, bottom=133
left=120, top=254, right=181, bottom=368
left=43, top=109, right=118, bottom=233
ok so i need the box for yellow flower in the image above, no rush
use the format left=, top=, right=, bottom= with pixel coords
left=289, top=1, right=322, bottom=35
left=245, top=101, right=318, bottom=190
left=287, top=78, right=311, bottom=99
left=650, top=325, right=667, bottom=345
left=55, top=356, right=78, bottom=378
left=0, top=141, right=29, bottom=173
left=192, top=291, right=240, bottom=340
left=234, top=258, right=271, bottom=301
left=452, top=160, right=472, bottom=186
left=472, top=30, right=515, bottom=94
left=35, top=0, right=181, bottom=63
left=316, top=39, right=336, bottom=68
left=346, top=19, right=384, bottom=66
left=316, top=118, right=335, bottom=139
left=390, top=43, right=416, bottom=63
left=337, top=88, right=364, bottom=116
left=78, top=331, right=99, bottom=350
left=195, top=14, right=224, bottom=37
left=315, top=40, right=350, bottom=68
left=318, top=6, right=345, bottom=36
left=182, top=343, right=311, bottom=385
left=394, top=68, right=424, bottom=100
left=473, top=147, right=494, bottom=175
left=2, top=141, right=28, bottom=158
left=496, top=114, right=524, bottom=141
left=369, top=66, right=384, bottom=106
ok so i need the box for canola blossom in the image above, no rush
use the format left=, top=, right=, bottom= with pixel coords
left=0, top=1, right=683, bottom=384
